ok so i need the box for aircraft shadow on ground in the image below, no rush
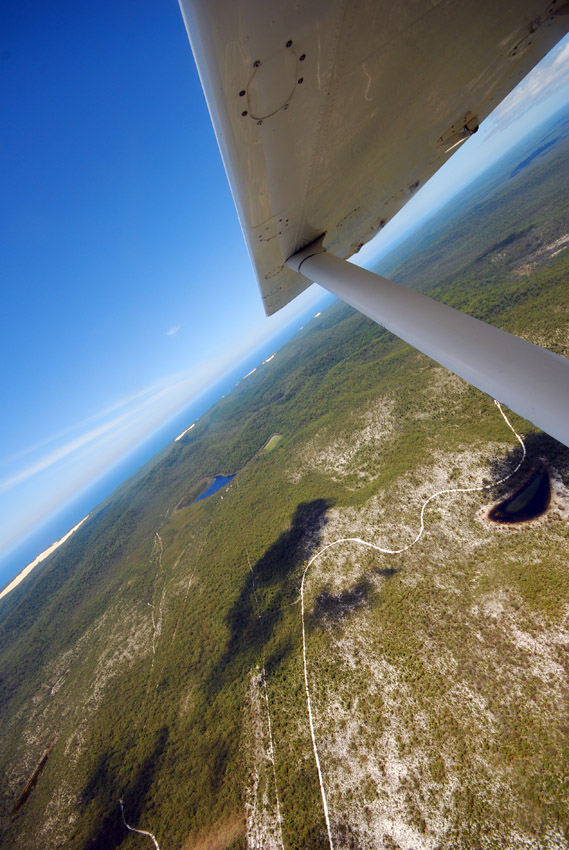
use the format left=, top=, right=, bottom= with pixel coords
left=205, top=498, right=334, bottom=698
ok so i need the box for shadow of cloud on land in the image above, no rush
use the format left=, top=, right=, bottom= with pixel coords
left=205, top=498, right=333, bottom=697
left=78, top=726, right=168, bottom=850
left=374, top=566, right=398, bottom=579
left=309, top=566, right=397, bottom=629
left=485, top=430, right=569, bottom=501
left=311, top=579, right=372, bottom=624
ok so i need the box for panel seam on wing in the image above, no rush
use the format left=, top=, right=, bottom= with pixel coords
left=291, top=0, right=350, bottom=257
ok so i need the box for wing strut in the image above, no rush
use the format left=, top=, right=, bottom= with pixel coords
left=287, top=238, right=569, bottom=448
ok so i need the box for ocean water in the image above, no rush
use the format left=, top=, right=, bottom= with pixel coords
left=0, top=294, right=335, bottom=592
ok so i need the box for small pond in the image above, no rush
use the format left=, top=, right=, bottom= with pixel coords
left=194, top=474, right=236, bottom=502
left=488, top=467, right=550, bottom=523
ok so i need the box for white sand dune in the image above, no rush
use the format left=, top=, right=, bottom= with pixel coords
left=174, top=423, right=195, bottom=441
left=0, top=515, right=89, bottom=601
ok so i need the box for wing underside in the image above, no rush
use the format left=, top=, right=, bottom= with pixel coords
left=180, top=0, right=569, bottom=314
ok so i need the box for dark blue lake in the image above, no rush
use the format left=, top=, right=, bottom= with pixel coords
left=195, top=474, right=236, bottom=501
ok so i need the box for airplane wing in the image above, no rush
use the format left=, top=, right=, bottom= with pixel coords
left=179, top=0, right=569, bottom=315
left=179, top=0, right=569, bottom=448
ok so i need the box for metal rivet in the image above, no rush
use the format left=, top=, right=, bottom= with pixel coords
left=299, top=54, right=306, bottom=61
left=239, top=90, right=246, bottom=97
left=241, top=110, right=248, bottom=117
left=253, top=60, right=260, bottom=68
left=257, top=119, right=262, bottom=125
left=298, top=77, right=303, bottom=84
left=286, top=40, right=292, bottom=48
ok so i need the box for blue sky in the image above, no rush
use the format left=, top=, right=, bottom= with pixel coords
left=1, top=1, right=569, bottom=574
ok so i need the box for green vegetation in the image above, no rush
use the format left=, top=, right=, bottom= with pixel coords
left=1, top=108, right=569, bottom=849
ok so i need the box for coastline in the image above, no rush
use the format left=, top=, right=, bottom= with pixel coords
left=0, top=515, right=89, bottom=601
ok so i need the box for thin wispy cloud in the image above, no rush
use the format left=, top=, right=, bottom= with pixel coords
left=0, top=334, right=288, bottom=555
left=489, top=35, right=569, bottom=134
left=0, top=383, right=166, bottom=472
left=166, top=325, right=180, bottom=336
left=0, top=376, right=200, bottom=492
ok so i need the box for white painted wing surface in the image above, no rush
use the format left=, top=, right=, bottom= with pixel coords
left=180, top=0, right=569, bottom=315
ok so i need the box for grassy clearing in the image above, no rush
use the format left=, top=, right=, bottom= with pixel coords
left=264, top=434, right=283, bottom=453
